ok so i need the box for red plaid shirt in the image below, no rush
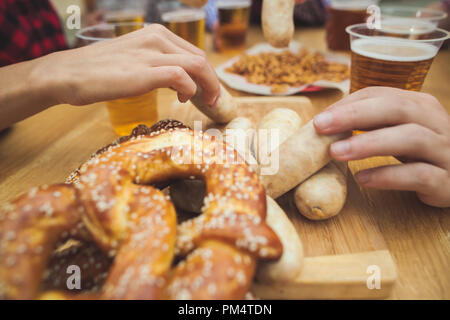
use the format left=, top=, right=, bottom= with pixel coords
left=0, top=0, right=67, bottom=67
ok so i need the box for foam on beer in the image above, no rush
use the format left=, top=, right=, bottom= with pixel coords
left=330, top=0, right=377, bottom=10
left=161, top=9, right=205, bottom=23
left=351, top=38, right=438, bottom=62
left=217, top=0, right=251, bottom=9
left=380, top=18, right=435, bottom=36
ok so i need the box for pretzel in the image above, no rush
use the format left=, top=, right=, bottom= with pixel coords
left=0, top=120, right=282, bottom=300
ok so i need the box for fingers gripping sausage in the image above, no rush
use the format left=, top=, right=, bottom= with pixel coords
left=261, top=120, right=349, bottom=198
left=190, top=84, right=238, bottom=124
left=254, top=109, right=348, bottom=218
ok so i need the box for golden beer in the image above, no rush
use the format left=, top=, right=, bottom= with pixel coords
left=376, top=18, right=436, bottom=40
left=326, top=0, right=378, bottom=51
left=346, top=24, right=449, bottom=94
left=349, top=39, right=436, bottom=92
left=162, top=9, right=205, bottom=49
left=217, top=0, right=251, bottom=53
left=77, top=23, right=159, bottom=136
left=106, top=91, right=158, bottom=136
left=105, top=10, right=146, bottom=35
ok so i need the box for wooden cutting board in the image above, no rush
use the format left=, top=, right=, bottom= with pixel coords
left=168, top=96, right=397, bottom=299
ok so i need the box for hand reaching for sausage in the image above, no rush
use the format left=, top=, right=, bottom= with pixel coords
left=47, top=24, right=220, bottom=106
left=0, top=24, right=221, bottom=130
left=313, top=87, right=450, bottom=208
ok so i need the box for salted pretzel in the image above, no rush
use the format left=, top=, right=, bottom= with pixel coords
left=0, top=120, right=282, bottom=300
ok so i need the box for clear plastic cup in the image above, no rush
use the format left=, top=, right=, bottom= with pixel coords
left=216, top=0, right=251, bottom=53
left=326, top=0, right=379, bottom=51
left=76, top=23, right=158, bottom=136
left=381, top=6, right=447, bottom=26
left=95, top=0, right=150, bottom=25
left=346, top=23, right=449, bottom=93
left=159, top=1, right=206, bottom=49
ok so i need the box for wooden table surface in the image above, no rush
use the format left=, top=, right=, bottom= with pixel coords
left=0, top=27, right=449, bottom=299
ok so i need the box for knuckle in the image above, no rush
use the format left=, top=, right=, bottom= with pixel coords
left=190, top=55, right=207, bottom=71
left=396, top=98, right=415, bottom=119
left=359, top=86, right=378, bottom=96
left=148, top=23, right=166, bottom=34
left=169, top=66, right=187, bottom=82
left=346, top=103, right=359, bottom=124
left=358, top=86, right=391, bottom=98
left=376, top=170, right=395, bottom=186
left=353, top=132, right=377, bottom=155
left=353, top=87, right=374, bottom=100
left=419, top=92, right=439, bottom=106
left=145, top=32, right=162, bottom=44
left=406, top=124, right=428, bottom=149
left=436, top=131, right=450, bottom=149
left=416, top=165, right=438, bottom=190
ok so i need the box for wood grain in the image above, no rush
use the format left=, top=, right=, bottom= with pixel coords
left=0, top=28, right=448, bottom=299
left=253, top=250, right=396, bottom=299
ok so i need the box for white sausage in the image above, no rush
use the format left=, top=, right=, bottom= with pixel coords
left=294, top=161, right=348, bottom=220
left=256, top=196, right=303, bottom=283
left=260, top=120, right=349, bottom=198
left=224, top=117, right=255, bottom=161
left=262, top=0, right=295, bottom=48
left=254, top=108, right=302, bottom=163
left=190, top=84, right=238, bottom=124
left=254, top=110, right=348, bottom=219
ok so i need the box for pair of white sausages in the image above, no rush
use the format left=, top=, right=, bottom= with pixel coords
left=169, top=118, right=304, bottom=282
left=189, top=83, right=348, bottom=219
left=171, top=106, right=348, bottom=221
left=254, top=108, right=348, bottom=220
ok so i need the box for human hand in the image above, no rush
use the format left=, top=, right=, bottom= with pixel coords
left=33, top=24, right=220, bottom=107
left=313, top=87, right=450, bottom=207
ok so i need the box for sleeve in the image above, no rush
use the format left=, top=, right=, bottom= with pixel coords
left=204, top=0, right=218, bottom=31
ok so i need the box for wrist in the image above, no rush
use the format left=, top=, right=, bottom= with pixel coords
left=0, top=55, right=64, bottom=129
left=28, top=51, right=70, bottom=107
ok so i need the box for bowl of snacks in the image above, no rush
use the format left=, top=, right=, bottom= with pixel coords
left=217, top=42, right=351, bottom=95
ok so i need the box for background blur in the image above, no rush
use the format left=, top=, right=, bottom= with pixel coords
left=50, top=0, right=447, bottom=48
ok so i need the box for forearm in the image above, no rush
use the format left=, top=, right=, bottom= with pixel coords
left=0, top=25, right=223, bottom=131
left=0, top=56, right=57, bottom=130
